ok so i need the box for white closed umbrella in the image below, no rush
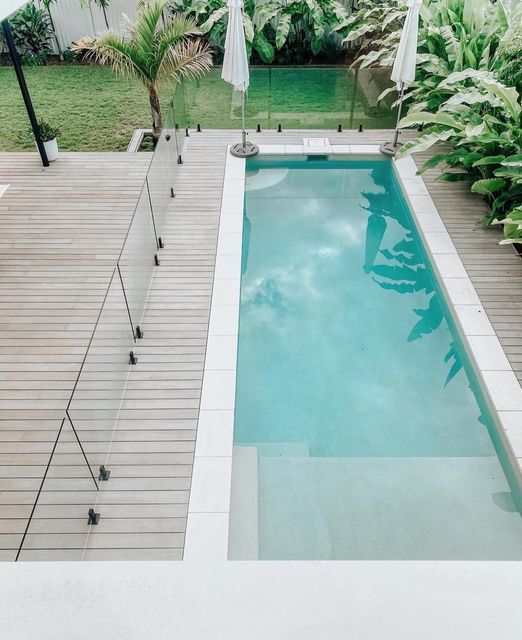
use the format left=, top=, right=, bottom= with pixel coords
left=381, top=0, right=423, bottom=155
left=222, top=0, right=258, bottom=157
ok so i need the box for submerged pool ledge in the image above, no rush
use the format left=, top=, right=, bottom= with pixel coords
left=184, top=143, right=522, bottom=561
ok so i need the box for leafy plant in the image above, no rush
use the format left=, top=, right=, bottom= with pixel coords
left=10, top=2, right=53, bottom=58
left=30, top=121, right=62, bottom=142
left=334, top=0, right=407, bottom=68
left=171, top=0, right=349, bottom=64
left=62, top=47, right=80, bottom=63
left=342, top=0, right=522, bottom=245
left=496, top=14, right=522, bottom=93
left=340, top=0, right=522, bottom=112
left=72, top=0, right=212, bottom=142
left=396, top=71, right=522, bottom=244
left=257, top=0, right=349, bottom=62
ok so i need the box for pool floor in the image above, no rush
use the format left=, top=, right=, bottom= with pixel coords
left=228, top=157, right=522, bottom=560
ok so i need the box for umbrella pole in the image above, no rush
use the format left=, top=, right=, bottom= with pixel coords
left=392, top=82, right=405, bottom=147
left=380, top=82, right=405, bottom=156
left=230, top=88, right=259, bottom=158
left=241, top=90, right=246, bottom=149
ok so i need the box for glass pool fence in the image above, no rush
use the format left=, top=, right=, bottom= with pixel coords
left=172, top=66, right=398, bottom=132
left=15, top=102, right=185, bottom=560
left=15, top=67, right=397, bottom=558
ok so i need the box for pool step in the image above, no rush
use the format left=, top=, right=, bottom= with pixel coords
left=252, top=441, right=310, bottom=458
left=228, top=446, right=259, bottom=560
left=255, top=456, right=522, bottom=560
left=245, top=168, right=289, bottom=192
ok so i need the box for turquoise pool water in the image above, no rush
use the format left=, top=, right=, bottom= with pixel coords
left=228, top=156, right=522, bottom=560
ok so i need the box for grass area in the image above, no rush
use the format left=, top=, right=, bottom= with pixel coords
left=0, top=65, right=161, bottom=152
left=0, top=65, right=396, bottom=152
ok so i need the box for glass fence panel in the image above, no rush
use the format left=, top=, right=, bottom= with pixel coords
left=146, top=101, right=178, bottom=242
left=350, top=67, right=398, bottom=129
left=146, top=132, right=174, bottom=245
left=16, top=417, right=98, bottom=561
left=117, top=182, right=158, bottom=334
left=66, top=270, right=135, bottom=480
left=172, top=89, right=189, bottom=165
left=175, top=66, right=397, bottom=130
left=172, top=82, right=189, bottom=132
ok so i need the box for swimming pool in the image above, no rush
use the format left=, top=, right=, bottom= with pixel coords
left=227, top=155, right=522, bottom=560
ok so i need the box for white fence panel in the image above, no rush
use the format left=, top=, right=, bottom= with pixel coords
left=37, top=0, right=138, bottom=51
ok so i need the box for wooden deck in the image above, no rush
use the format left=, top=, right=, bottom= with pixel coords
left=0, top=152, right=151, bottom=560
left=0, top=130, right=521, bottom=560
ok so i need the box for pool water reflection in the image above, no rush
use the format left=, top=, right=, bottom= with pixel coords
left=228, top=156, right=522, bottom=560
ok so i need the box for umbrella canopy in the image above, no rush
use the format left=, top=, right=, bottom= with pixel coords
left=391, top=0, right=423, bottom=89
left=221, top=0, right=249, bottom=93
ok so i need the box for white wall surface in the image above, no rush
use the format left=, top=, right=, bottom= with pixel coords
left=36, top=0, right=138, bottom=50
left=0, top=561, right=521, bottom=640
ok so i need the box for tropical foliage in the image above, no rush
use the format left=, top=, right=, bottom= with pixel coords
left=341, top=0, right=520, bottom=109
left=341, top=0, right=522, bottom=245
left=497, top=13, right=522, bottom=93
left=170, top=0, right=350, bottom=63
left=72, top=0, right=212, bottom=141
left=334, top=0, right=406, bottom=67
left=10, top=2, right=53, bottom=61
left=396, top=71, right=522, bottom=243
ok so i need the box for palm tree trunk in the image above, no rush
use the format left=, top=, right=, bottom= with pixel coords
left=149, top=86, right=163, bottom=144
left=102, top=6, right=109, bottom=30
left=47, top=7, right=62, bottom=58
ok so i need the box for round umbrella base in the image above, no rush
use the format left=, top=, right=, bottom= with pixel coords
left=379, top=141, right=403, bottom=157
left=230, top=142, right=260, bottom=158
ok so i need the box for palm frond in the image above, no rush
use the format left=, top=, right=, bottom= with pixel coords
left=73, top=32, right=145, bottom=80
left=157, top=38, right=212, bottom=88
left=154, top=12, right=203, bottom=75
left=73, top=0, right=213, bottom=136
left=132, top=0, right=165, bottom=60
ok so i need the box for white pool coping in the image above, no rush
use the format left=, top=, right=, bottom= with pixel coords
left=184, top=143, right=522, bottom=561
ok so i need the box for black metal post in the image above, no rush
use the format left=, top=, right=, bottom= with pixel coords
left=2, top=19, right=49, bottom=167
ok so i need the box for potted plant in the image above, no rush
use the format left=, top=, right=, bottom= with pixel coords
left=33, top=121, right=61, bottom=161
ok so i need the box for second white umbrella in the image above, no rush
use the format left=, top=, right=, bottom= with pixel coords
left=381, top=0, right=423, bottom=155
left=221, top=0, right=258, bottom=157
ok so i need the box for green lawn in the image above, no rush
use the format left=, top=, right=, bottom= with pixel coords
left=0, top=65, right=396, bottom=152
left=0, top=65, right=160, bottom=151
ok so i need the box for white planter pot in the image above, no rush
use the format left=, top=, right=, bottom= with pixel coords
left=41, top=138, right=59, bottom=162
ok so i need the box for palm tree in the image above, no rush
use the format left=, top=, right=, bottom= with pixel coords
left=93, top=0, right=111, bottom=30
left=42, top=0, right=62, bottom=56
left=73, top=0, right=212, bottom=142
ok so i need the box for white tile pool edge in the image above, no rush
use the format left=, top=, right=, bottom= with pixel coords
left=184, top=143, right=522, bottom=561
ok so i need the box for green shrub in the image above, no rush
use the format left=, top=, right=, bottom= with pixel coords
left=170, top=0, right=351, bottom=64
left=29, top=121, right=62, bottom=142
left=342, top=0, right=522, bottom=245
left=10, top=2, right=53, bottom=58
